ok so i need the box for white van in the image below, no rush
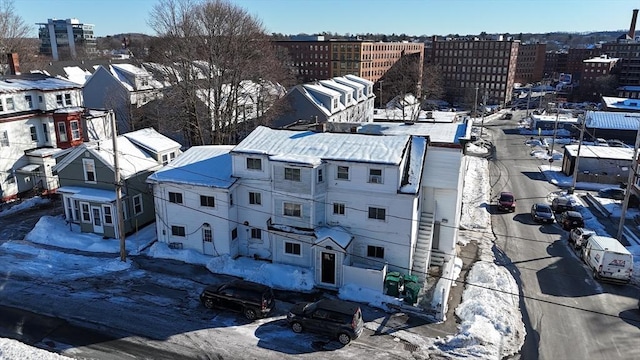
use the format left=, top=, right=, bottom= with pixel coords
left=581, top=235, right=633, bottom=283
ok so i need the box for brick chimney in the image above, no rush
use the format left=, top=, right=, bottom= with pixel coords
left=7, top=53, right=20, bottom=75
left=629, top=9, right=639, bottom=40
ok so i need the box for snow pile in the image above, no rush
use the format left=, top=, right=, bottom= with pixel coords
left=339, top=283, right=402, bottom=311
left=437, top=261, right=525, bottom=359
left=459, top=157, right=491, bottom=232
left=466, top=142, right=489, bottom=156
left=0, top=197, right=49, bottom=218
left=0, top=338, right=72, bottom=360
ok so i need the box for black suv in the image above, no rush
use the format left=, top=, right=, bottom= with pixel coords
left=558, top=210, right=584, bottom=231
left=200, top=280, right=275, bottom=320
left=287, top=299, right=364, bottom=345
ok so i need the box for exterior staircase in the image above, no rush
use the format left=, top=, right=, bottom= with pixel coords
left=411, top=211, right=434, bottom=283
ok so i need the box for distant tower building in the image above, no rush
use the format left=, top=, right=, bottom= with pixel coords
left=37, top=18, right=96, bottom=61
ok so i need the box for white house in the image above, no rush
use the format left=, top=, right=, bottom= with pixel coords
left=147, top=125, right=452, bottom=294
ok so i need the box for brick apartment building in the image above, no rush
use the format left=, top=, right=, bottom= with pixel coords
left=428, top=36, right=519, bottom=106
left=515, top=43, right=546, bottom=84
left=274, top=36, right=424, bottom=84
left=582, top=55, right=619, bottom=83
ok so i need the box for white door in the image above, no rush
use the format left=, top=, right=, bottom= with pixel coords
left=202, top=227, right=214, bottom=255
left=91, top=206, right=104, bottom=234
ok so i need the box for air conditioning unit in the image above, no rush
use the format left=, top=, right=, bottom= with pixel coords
left=370, top=176, right=382, bottom=184
left=426, top=111, right=433, bottom=118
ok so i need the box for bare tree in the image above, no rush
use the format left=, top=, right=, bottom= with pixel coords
left=148, top=0, right=293, bottom=146
left=0, top=0, right=37, bottom=71
left=421, top=63, right=445, bottom=101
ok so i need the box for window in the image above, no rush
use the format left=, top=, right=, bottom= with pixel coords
left=231, top=228, right=238, bottom=240
left=133, top=194, right=143, bottom=215
left=57, top=122, right=67, bottom=142
left=200, top=195, right=215, bottom=207
left=246, top=157, right=262, bottom=170
left=284, top=167, right=301, bottom=181
left=230, top=193, right=234, bottom=206
left=56, top=95, right=63, bottom=106
left=42, top=124, right=48, bottom=142
left=81, top=202, right=91, bottom=223
left=171, top=225, right=186, bottom=237
left=162, top=154, right=169, bottom=165
left=250, top=228, right=262, bottom=240
left=25, top=95, right=33, bottom=108
left=369, top=169, right=383, bottom=184
left=5, top=98, right=14, bottom=111
left=38, top=95, right=43, bottom=103
left=70, top=120, right=80, bottom=140
left=337, top=166, right=349, bottom=180
left=0, top=99, right=3, bottom=111
left=82, top=158, right=96, bottom=183
left=333, top=203, right=345, bottom=215
left=103, top=205, right=113, bottom=225
left=0, top=130, right=9, bottom=147
left=168, top=192, right=183, bottom=204
left=249, top=192, right=262, bottom=205
left=203, top=227, right=212, bottom=242
left=367, top=245, right=385, bottom=259
left=285, top=241, right=301, bottom=255
left=29, top=126, right=38, bottom=141
left=284, top=202, right=302, bottom=217
left=317, top=168, right=324, bottom=182
left=64, top=93, right=72, bottom=106
left=170, top=152, right=176, bottom=160
left=368, top=207, right=386, bottom=221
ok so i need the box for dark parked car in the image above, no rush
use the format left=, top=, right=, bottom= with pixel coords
left=287, top=298, right=364, bottom=345
left=531, top=203, right=555, bottom=223
left=558, top=211, right=584, bottom=231
left=503, top=113, right=513, bottom=120
left=551, top=197, right=575, bottom=213
left=597, top=187, right=625, bottom=200
left=200, top=280, right=275, bottom=320
left=497, top=192, right=516, bottom=212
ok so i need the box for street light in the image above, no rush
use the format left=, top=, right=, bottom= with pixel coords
left=616, top=115, right=640, bottom=241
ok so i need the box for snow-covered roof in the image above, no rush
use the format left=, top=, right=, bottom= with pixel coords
left=233, top=126, right=410, bottom=165
left=0, top=75, right=81, bottom=93
left=303, top=83, right=342, bottom=98
left=107, top=65, right=134, bottom=91
left=112, top=63, right=148, bottom=76
left=344, top=74, right=373, bottom=87
left=315, top=226, right=353, bottom=249
left=601, top=97, right=640, bottom=112
left=63, top=66, right=92, bottom=85
left=26, top=147, right=64, bottom=157
left=334, top=77, right=366, bottom=101
left=56, top=186, right=122, bottom=202
left=147, top=145, right=235, bottom=188
left=357, top=121, right=466, bottom=145
left=583, top=56, right=619, bottom=64
left=123, top=128, right=181, bottom=154
left=54, top=137, right=160, bottom=179
left=586, top=110, right=640, bottom=130
left=565, top=144, right=634, bottom=160
left=318, top=79, right=356, bottom=106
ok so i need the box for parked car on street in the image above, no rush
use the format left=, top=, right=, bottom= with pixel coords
left=558, top=210, right=584, bottom=231
left=200, top=280, right=275, bottom=320
left=551, top=197, right=575, bottom=213
left=581, top=235, right=633, bottom=283
left=503, top=113, right=513, bottom=120
left=497, top=192, right=516, bottom=212
left=569, top=227, right=596, bottom=249
left=607, top=139, right=630, bottom=148
left=287, top=298, right=364, bottom=345
left=598, top=187, right=625, bottom=200
left=531, top=203, right=555, bottom=223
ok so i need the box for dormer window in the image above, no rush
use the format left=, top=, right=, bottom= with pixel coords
left=64, top=94, right=72, bottom=106
left=5, top=97, right=14, bottom=111
left=332, top=98, right=338, bottom=109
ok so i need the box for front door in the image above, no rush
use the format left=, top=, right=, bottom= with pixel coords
left=91, top=206, right=104, bottom=234
left=321, top=252, right=336, bottom=284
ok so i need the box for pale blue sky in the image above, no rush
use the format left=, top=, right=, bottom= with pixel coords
left=14, top=0, right=639, bottom=37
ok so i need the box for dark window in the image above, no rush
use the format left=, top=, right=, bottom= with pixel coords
left=284, top=167, right=301, bottom=181
left=30, top=126, right=38, bottom=141
left=317, top=168, right=324, bottom=182
left=369, top=168, right=383, bottom=183
left=285, top=242, right=301, bottom=255
left=333, top=203, right=345, bottom=215
left=367, top=245, right=385, bottom=258
left=246, top=157, right=262, bottom=170
left=171, top=225, right=186, bottom=237
left=251, top=228, right=262, bottom=239
left=337, top=166, right=349, bottom=180
left=368, top=207, right=386, bottom=220
left=231, top=228, right=238, bottom=240
left=284, top=202, right=302, bottom=217
left=169, top=192, right=183, bottom=204
left=249, top=192, right=261, bottom=205
left=200, top=195, right=215, bottom=207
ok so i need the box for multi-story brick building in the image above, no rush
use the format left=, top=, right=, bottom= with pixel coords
left=515, top=43, right=546, bottom=85
left=567, top=47, right=604, bottom=81
left=582, top=55, right=619, bottom=83
left=428, top=36, right=519, bottom=106
left=275, top=37, right=424, bottom=84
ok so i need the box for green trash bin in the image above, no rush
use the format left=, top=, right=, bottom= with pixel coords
left=403, top=274, right=419, bottom=285
left=404, top=281, right=421, bottom=305
left=384, top=271, right=404, bottom=297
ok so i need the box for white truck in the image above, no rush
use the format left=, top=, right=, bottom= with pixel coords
left=581, top=235, right=633, bottom=283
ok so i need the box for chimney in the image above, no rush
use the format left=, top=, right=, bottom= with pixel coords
left=7, top=53, right=20, bottom=75
left=629, top=9, right=639, bottom=40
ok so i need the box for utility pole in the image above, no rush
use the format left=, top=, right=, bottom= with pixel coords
left=378, top=80, right=384, bottom=109
left=548, top=102, right=560, bottom=169
left=570, top=115, right=587, bottom=193
left=111, top=110, right=126, bottom=262
left=480, top=90, right=487, bottom=137
left=617, top=117, right=640, bottom=241
left=526, top=87, right=531, bottom=117
left=474, top=85, right=479, bottom=120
